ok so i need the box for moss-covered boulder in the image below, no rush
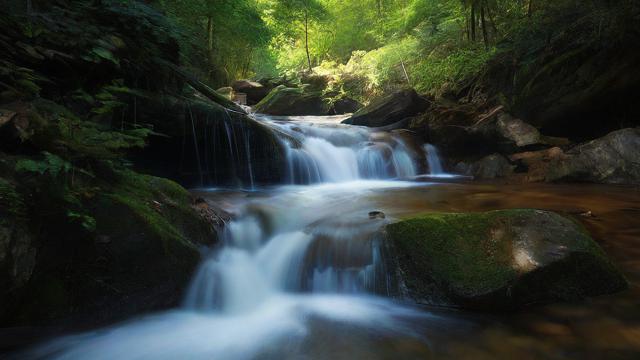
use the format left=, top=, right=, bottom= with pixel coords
left=0, top=159, right=219, bottom=327
left=254, top=85, right=330, bottom=116
left=385, top=209, right=627, bottom=310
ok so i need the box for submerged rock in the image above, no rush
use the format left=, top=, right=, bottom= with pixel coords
left=343, top=89, right=430, bottom=128
left=385, top=209, right=627, bottom=309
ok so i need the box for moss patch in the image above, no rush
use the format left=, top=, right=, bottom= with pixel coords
left=386, top=209, right=627, bottom=309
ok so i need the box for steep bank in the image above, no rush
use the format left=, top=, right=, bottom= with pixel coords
left=0, top=1, right=238, bottom=327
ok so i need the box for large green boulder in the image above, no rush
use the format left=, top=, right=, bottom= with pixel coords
left=385, top=209, right=627, bottom=309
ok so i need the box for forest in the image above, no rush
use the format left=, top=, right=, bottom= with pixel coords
left=1, top=0, right=639, bottom=359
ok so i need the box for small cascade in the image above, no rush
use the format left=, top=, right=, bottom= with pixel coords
left=254, top=114, right=426, bottom=184
left=424, top=143, right=444, bottom=175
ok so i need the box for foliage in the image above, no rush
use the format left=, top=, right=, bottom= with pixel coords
left=15, top=152, right=72, bottom=177
left=0, top=178, right=26, bottom=219
left=158, top=0, right=272, bottom=85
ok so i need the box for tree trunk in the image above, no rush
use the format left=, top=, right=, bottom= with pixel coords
left=481, top=5, right=489, bottom=49
left=470, top=5, right=476, bottom=41
left=487, top=5, right=498, bottom=37
left=304, top=10, right=311, bottom=71
left=528, top=0, right=533, bottom=17
left=206, top=15, right=215, bottom=79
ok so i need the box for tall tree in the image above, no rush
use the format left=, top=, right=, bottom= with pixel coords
left=274, top=0, right=327, bottom=71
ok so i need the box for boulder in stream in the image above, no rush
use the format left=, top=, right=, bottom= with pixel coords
left=254, top=85, right=330, bottom=116
left=385, top=209, right=627, bottom=309
left=342, top=89, right=430, bottom=128
left=231, top=79, right=270, bottom=105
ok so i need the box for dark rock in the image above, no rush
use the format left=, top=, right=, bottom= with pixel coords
left=330, top=97, right=362, bottom=114
left=385, top=209, right=628, bottom=309
left=369, top=211, right=386, bottom=220
left=509, top=147, right=568, bottom=183
left=0, top=167, right=220, bottom=327
left=231, top=80, right=270, bottom=105
left=459, top=154, right=514, bottom=179
left=546, top=128, right=640, bottom=184
left=254, top=86, right=330, bottom=116
left=343, top=89, right=430, bottom=128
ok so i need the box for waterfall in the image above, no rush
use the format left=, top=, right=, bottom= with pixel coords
left=255, top=115, right=426, bottom=184
left=424, top=143, right=444, bottom=175
left=25, top=115, right=445, bottom=360
left=184, top=115, right=434, bottom=310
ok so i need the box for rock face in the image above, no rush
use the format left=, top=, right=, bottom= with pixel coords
left=343, top=89, right=430, bottom=128
left=254, top=86, right=330, bottom=116
left=231, top=80, right=270, bottom=105
left=546, top=128, right=640, bottom=184
left=385, top=209, right=627, bottom=309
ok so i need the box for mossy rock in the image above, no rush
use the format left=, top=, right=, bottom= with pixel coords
left=2, top=164, right=217, bottom=326
left=385, top=209, right=627, bottom=310
left=254, top=85, right=330, bottom=116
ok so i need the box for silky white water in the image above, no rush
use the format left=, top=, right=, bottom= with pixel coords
left=21, top=116, right=459, bottom=360
left=257, top=114, right=427, bottom=183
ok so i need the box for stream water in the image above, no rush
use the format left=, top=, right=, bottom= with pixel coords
left=14, top=116, right=640, bottom=359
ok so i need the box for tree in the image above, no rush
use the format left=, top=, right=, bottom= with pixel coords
left=273, top=0, right=328, bottom=71
left=159, top=0, right=271, bottom=85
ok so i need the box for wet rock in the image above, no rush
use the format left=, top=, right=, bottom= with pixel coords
left=254, top=86, right=330, bottom=116
left=546, top=128, right=640, bottom=185
left=343, top=89, right=430, bottom=128
left=385, top=209, right=628, bottom=309
left=369, top=211, right=386, bottom=220
left=509, top=147, right=568, bottom=182
left=231, top=80, right=270, bottom=105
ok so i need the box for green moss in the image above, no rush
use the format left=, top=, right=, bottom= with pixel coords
left=388, top=210, right=521, bottom=296
left=103, top=168, right=199, bottom=252
left=0, top=178, right=26, bottom=219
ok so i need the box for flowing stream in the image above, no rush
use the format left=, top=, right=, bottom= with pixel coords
left=17, top=115, right=640, bottom=359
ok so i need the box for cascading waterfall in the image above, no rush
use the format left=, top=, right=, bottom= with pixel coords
left=424, top=143, right=444, bottom=175
left=23, top=114, right=455, bottom=360
left=256, top=114, right=425, bottom=184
